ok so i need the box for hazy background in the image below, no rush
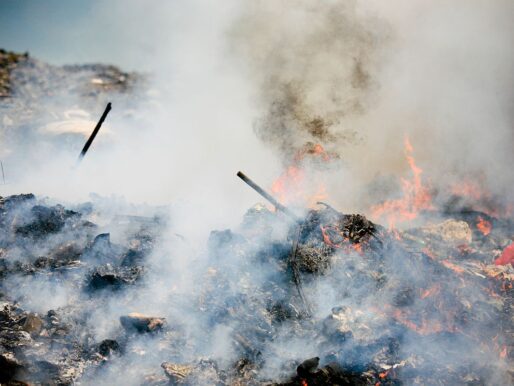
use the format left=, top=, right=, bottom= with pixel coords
left=1, top=0, right=513, bottom=223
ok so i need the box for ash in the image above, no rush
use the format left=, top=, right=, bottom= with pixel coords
left=0, top=192, right=512, bottom=385
left=0, top=50, right=512, bottom=386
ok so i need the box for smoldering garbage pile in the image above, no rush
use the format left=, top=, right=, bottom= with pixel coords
left=0, top=49, right=513, bottom=386
left=0, top=191, right=513, bottom=385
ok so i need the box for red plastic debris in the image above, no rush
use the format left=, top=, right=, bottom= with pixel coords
left=495, top=243, right=514, bottom=266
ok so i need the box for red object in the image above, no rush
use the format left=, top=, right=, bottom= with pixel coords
left=495, top=243, right=514, bottom=266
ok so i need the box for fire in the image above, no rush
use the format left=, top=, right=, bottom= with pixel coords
left=300, top=379, right=308, bottom=386
left=476, top=216, right=492, bottom=236
left=271, top=143, right=332, bottom=207
left=371, top=136, right=433, bottom=228
left=271, top=165, right=305, bottom=205
left=320, top=224, right=363, bottom=253
left=320, top=225, right=338, bottom=248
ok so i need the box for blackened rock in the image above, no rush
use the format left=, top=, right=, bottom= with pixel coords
left=32, top=360, right=60, bottom=381
left=98, top=339, right=120, bottom=357
left=82, top=233, right=123, bottom=263
left=0, top=352, right=23, bottom=382
left=0, top=194, right=35, bottom=210
left=120, top=249, right=146, bottom=267
left=15, top=205, right=80, bottom=237
left=86, top=264, right=143, bottom=292
left=0, top=329, right=32, bottom=349
left=297, top=357, right=320, bottom=378
left=120, top=313, right=166, bottom=333
left=34, top=243, right=83, bottom=269
left=51, top=242, right=82, bottom=263
left=393, top=287, right=415, bottom=307
left=267, top=301, right=300, bottom=323
left=91, top=233, right=110, bottom=250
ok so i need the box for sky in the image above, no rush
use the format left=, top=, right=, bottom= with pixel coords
left=0, top=0, right=155, bottom=69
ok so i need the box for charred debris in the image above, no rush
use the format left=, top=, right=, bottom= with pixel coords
left=0, top=50, right=512, bottom=385
left=0, top=184, right=512, bottom=385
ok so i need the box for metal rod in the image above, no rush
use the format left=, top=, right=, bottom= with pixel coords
left=77, top=102, right=112, bottom=162
left=237, top=171, right=299, bottom=222
left=0, top=161, right=4, bottom=184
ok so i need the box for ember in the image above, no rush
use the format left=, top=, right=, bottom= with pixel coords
left=477, top=216, right=492, bottom=236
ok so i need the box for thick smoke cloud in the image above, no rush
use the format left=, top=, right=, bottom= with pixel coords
left=230, top=0, right=390, bottom=163
left=230, top=0, right=514, bottom=212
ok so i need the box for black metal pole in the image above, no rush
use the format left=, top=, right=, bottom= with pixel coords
left=237, top=171, right=299, bottom=222
left=77, top=102, right=112, bottom=162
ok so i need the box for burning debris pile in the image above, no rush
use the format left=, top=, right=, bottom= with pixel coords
left=0, top=15, right=512, bottom=381
left=0, top=49, right=512, bottom=381
left=0, top=184, right=512, bottom=384
left=0, top=193, right=163, bottom=384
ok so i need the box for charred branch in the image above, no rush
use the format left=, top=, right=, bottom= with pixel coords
left=237, top=171, right=300, bottom=222
left=77, top=102, right=112, bottom=163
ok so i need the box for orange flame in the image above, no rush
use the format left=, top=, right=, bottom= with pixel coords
left=300, top=379, right=308, bottom=386
left=271, top=166, right=305, bottom=205
left=271, top=144, right=331, bottom=207
left=476, top=216, right=492, bottom=236
left=371, top=136, right=433, bottom=228
left=320, top=225, right=363, bottom=253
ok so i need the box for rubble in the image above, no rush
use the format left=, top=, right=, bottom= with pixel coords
left=98, top=339, right=121, bottom=357
left=0, top=192, right=161, bottom=384
left=15, top=205, right=81, bottom=238
left=413, top=218, right=473, bottom=245
left=20, top=313, right=43, bottom=336
left=0, top=189, right=511, bottom=385
left=161, top=362, right=194, bottom=383
left=0, top=53, right=513, bottom=382
left=87, top=264, right=144, bottom=292
left=0, top=49, right=28, bottom=98
left=120, top=313, right=166, bottom=333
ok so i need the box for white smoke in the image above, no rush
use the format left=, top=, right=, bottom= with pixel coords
left=1, top=0, right=512, bottom=385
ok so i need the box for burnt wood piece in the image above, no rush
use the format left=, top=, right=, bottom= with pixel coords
left=77, top=102, right=112, bottom=162
left=237, top=171, right=300, bottom=222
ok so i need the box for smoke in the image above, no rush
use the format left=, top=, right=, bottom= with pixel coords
left=229, top=0, right=390, bottom=162
left=230, top=0, right=514, bottom=212
left=1, top=0, right=279, bottom=232
left=1, top=0, right=513, bottom=385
